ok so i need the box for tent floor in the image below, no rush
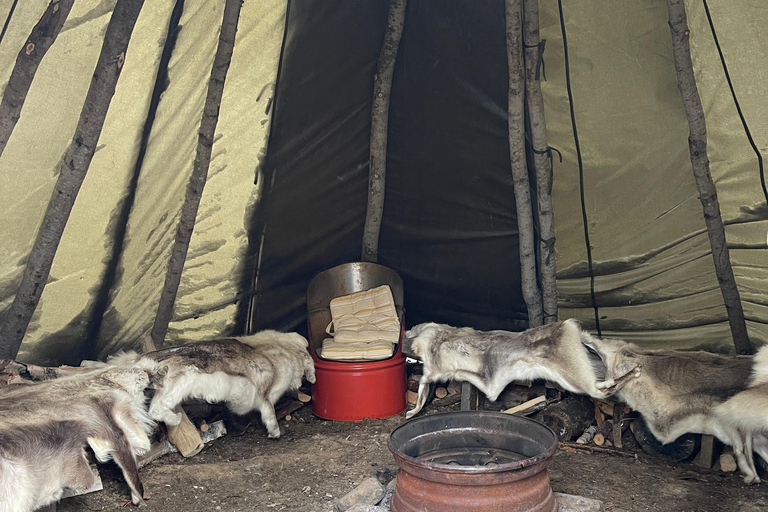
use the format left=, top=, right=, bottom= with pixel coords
left=59, top=402, right=767, bottom=512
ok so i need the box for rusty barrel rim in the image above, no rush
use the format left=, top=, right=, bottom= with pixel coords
left=388, top=410, right=558, bottom=475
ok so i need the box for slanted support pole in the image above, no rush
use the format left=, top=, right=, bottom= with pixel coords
left=523, top=0, right=558, bottom=325
left=666, top=0, right=752, bottom=355
left=150, top=0, right=243, bottom=347
left=0, top=0, right=75, bottom=159
left=505, top=0, right=543, bottom=328
left=361, top=0, right=407, bottom=262
left=0, top=0, right=146, bottom=360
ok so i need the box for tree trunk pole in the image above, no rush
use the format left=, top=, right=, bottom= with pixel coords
left=361, top=0, right=407, bottom=262
left=0, top=0, right=75, bottom=159
left=150, top=0, right=243, bottom=347
left=666, top=0, right=751, bottom=355
left=505, top=0, right=543, bottom=328
left=0, top=0, right=145, bottom=360
left=523, top=0, right=557, bottom=325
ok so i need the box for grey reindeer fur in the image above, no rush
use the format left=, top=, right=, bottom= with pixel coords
left=582, top=331, right=768, bottom=484
left=405, top=319, right=608, bottom=419
left=0, top=365, right=153, bottom=511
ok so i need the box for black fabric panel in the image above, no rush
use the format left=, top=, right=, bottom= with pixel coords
left=254, top=0, right=527, bottom=334
left=252, top=1, right=390, bottom=333
left=379, top=0, right=527, bottom=331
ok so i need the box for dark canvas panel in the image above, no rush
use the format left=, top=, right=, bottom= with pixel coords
left=253, top=0, right=526, bottom=335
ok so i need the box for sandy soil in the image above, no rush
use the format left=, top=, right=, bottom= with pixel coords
left=55, top=395, right=768, bottom=512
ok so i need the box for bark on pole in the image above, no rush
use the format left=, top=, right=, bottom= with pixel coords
left=0, top=0, right=75, bottom=159
left=150, top=0, right=242, bottom=347
left=523, top=0, right=558, bottom=325
left=361, top=0, right=406, bottom=262
left=666, top=0, right=752, bottom=355
left=505, top=0, right=543, bottom=328
left=0, top=0, right=145, bottom=360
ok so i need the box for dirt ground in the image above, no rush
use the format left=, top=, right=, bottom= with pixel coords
left=58, top=400, right=768, bottom=512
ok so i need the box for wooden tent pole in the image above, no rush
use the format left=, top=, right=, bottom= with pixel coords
left=0, top=0, right=145, bottom=360
left=666, top=0, right=752, bottom=355
left=150, top=0, right=243, bottom=348
left=361, top=0, right=407, bottom=263
left=505, top=0, right=543, bottom=328
left=0, top=0, right=75, bottom=160
left=523, top=0, right=558, bottom=325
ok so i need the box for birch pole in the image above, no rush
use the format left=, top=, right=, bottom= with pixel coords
left=666, top=0, right=751, bottom=354
left=361, top=0, right=407, bottom=262
left=0, top=0, right=75, bottom=159
left=150, top=0, right=242, bottom=347
left=0, top=0, right=145, bottom=360
left=506, top=0, right=543, bottom=327
left=523, top=0, right=557, bottom=324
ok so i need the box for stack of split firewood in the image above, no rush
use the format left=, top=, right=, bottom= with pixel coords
left=575, top=399, right=634, bottom=449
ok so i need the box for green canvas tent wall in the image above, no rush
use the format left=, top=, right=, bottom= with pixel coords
left=0, top=0, right=765, bottom=365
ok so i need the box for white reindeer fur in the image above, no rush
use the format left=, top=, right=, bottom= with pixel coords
left=0, top=364, right=155, bottom=511
left=582, top=331, right=768, bottom=484
left=405, top=319, right=607, bottom=419
left=118, top=330, right=315, bottom=439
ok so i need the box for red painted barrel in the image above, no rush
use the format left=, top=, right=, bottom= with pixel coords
left=388, top=411, right=559, bottom=512
left=309, top=327, right=406, bottom=421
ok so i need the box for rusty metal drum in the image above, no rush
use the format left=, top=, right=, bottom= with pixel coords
left=388, top=410, right=558, bottom=512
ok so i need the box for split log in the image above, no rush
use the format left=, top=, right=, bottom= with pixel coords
left=275, top=399, right=304, bottom=420
left=592, top=420, right=612, bottom=447
left=0, top=0, right=146, bottom=359
left=719, top=450, right=737, bottom=473
left=361, top=0, right=407, bottom=262
left=502, top=395, right=546, bottom=415
left=523, top=0, right=558, bottom=325
left=505, top=0, right=543, bottom=327
left=575, top=424, right=597, bottom=445
left=138, top=420, right=227, bottom=468
left=632, top=415, right=697, bottom=462
left=533, top=394, right=593, bottom=441
left=166, top=405, right=204, bottom=457
left=430, top=392, right=462, bottom=409
left=666, top=0, right=751, bottom=354
left=406, top=389, right=418, bottom=406
left=150, top=0, right=243, bottom=347
left=0, top=0, right=75, bottom=159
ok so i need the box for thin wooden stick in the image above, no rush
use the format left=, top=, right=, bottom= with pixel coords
left=665, top=0, right=751, bottom=355
left=362, top=0, right=407, bottom=262
left=0, top=0, right=75, bottom=159
left=150, top=0, right=243, bottom=347
left=0, top=0, right=146, bottom=359
left=559, top=441, right=636, bottom=458
left=523, top=0, right=558, bottom=325
left=505, top=0, right=543, bottom=327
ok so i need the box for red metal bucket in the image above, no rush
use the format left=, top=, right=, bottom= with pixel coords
left=307, top=263, right=407, bottom=421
